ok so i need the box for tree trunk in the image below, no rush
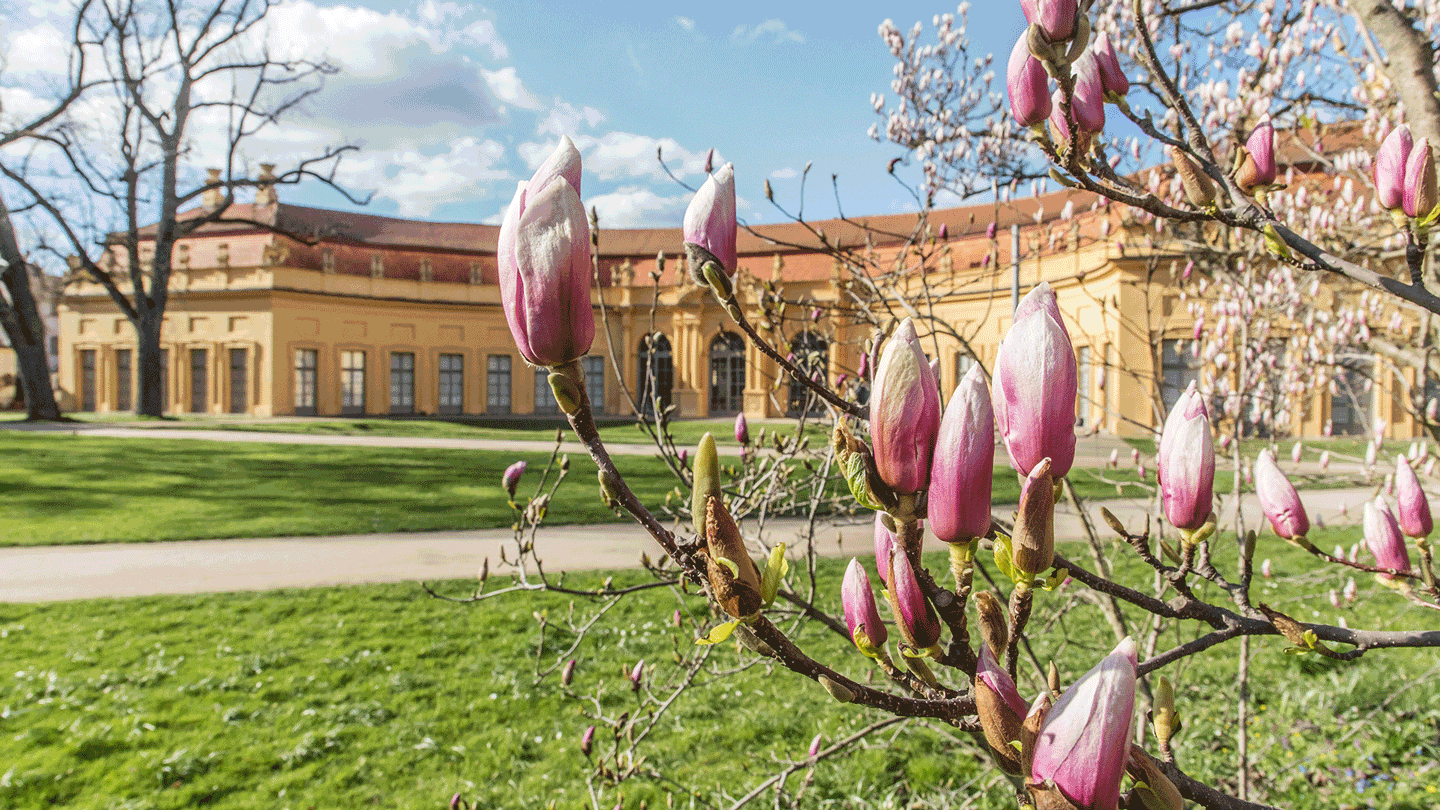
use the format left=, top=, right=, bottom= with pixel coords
left=0, top=270, right=60, bottom=422
left=135, top=314, right=165, bottom=417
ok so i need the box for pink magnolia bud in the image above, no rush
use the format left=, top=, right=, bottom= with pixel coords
left=1364, top=497, right=1412, bottom=578
left=1068, top=52, right=1107, bottom=135
left=1395, top=455, right=1433, bottom=537
left=976, top=643, right=1028, bottom=718
left=629, top=660, right=645, bottom=691
left=938, top=223, right=949, bottom=240
left=1343, top=576, right=1358, bottom=602
left=1235, top=119, right=1276, bottom=193
left=684, top=163, right=738, bottom=281
left=1031, top=637, right=1137, bottom=810
left=1290, top=442, right=1303, bottom=464
left=1007, top=34, right=1052, bottom=128
left=987, top=221, right=999, bottom=240
left=1021, top=0, right=1078, bottom=41
left=1403, top=137, right=1437, bottom=219
left=1107, top=448, right=1118, bottom=468
left=1157, top=384, right=1215, bottom=531
left=842, top=557, right=888, bottom=651
left=930, top=365, right=997, bottom=543
left=498, top=137, right=594, bottom=368
left=734, top=412, right=750, bottom=445
left=993, top=282, right=1078, bottom=477
left=858, top=350, right=871, bottom=380
left=1255, top=449, right=1309, bottom=540
left=886, top=547, right=941, bottom=649
left=1260, top=558, right=1272, bottom=578
left=1319, top=451, right=1330, bottom=470
left=1091, top=32, right=1129, bottom=98
left=870, top=318, right=942, bottom=494
left=580, top=725, right=596, bottom=756
left=502, top=460, right=527, bottom=498
left=808, top=733, right=823, bottom=759
left=873, top=512, right=896, bottom=587
left=1373, top=124, right=1413, bottom=211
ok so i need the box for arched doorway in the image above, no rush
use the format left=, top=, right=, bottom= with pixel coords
left=708, top=332, right=745, bottom=415
left=637, top=333, right=673, bottom=416
left=787, top=331, right=829, bottom=417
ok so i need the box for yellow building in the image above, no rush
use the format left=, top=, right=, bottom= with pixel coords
left=55, top=183, right=1425, bottom=440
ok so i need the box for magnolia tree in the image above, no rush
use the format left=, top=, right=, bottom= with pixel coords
left=446, top=87, right=1440, bottom=808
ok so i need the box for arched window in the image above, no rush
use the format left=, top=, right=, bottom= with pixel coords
left=708, top=332, right=746, bottom=415
left=786, top=331, right=829, bottom=417
left=637, top=333, right=673, bottom=416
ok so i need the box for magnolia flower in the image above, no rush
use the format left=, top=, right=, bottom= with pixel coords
left=1020, top=0, right=1078, bottom=41
left=1157, top=383, right=1215, bottom=531
left=1091, top=32, right=1129, bottom=99
left=734, top=412, right=750, bottom=445
left=871, top=318, right=942, bottom=494
left=1254, top=449, right=1309, bottom=540
left=886, top=548, right=940, bottom=650
left=1403, top=137, right=1437, bottom=219
left=1007, top=34, right=1051, bottom=128
left=1395, top=454, right=1433, bottom=537
left=684, top=163, right=738, bottom=282
left=841, top=558, right=888, bottom=653
left=1030, top=637, right=1137, bottom=810
left=1364, top=497, right=1412, bottom=578
left=1373, top=124, right=1413, bottom=211
left=1235, top=119, right=1276, bottom=193
left=502, top=460, right=527, bottom=498
left=498, top=137, right=594, bottom=367
left=993, top=283, right=1078, bottom=477
left=929, top=365, right=996, bottom=543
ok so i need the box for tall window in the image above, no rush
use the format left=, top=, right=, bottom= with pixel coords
left=390, top=352, right=415, bottom=414
left=1160, top=339, right=1200, bottom=415
left=637, top=334, right=673, bottom=417
left=534, top=368, right=560, bottom=415
left=190, top=349, right=208, bottom=413
left=159, top=348, right=169, bottom=413
left=786, top=332, right=829, bottom=417
left=227, top=349, right=248, bottom=414
left=341, top=350, right=366, bottom=414
left=708, top=332, right=746, bottom=414
left=115, top=349, right=132, bottom=412
left=294, top=349, right=317, bottom=415
left=438, top=353, right=463, bottom=415
left=1331, top=355, right=1373, bottom=436
left=80, top=349, right=96, bottom=412
left=1076, top=346, right=1092, bottom=428
left=582, top=356, right=605, bottom=415
left=487, top=355, right=512, bottom=414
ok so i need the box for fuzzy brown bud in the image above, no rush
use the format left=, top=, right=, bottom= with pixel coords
left=1169, top=146, right=1215, bottom=208
left=1012, top=457, right=1056, bottom=577
left=974, top=589, right=1009, bottom=656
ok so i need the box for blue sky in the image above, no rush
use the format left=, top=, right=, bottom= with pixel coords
left=4, top=0, right=1030, bottom=230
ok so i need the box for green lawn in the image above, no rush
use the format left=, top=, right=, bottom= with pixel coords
left=1, top=537, right=1435, bottom=809
left=83, top=414, right=831, bottom=448
left=0, top=433, right=1178, bottom=547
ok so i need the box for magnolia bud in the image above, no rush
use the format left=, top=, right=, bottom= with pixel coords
left=1012, top=458, right=1056, bottom=577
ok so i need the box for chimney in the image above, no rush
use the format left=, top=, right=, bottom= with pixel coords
left=254, top=163, right=277, bottom=208
left=202, top=169, right=224, bottom=210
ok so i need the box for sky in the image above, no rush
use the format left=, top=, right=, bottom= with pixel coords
left=2, top=0, right=1030, bottom=232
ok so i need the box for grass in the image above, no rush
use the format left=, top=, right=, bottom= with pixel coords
left=1, top=535, right=1436, bottom=809
left=0, top=433, right=1183, bottom=548
left=72, top=413, right=831, bottom=448
left=0, top=433, right=688, bottom=547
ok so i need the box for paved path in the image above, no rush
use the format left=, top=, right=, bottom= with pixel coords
left=0, top=486, right=1382, bottom=603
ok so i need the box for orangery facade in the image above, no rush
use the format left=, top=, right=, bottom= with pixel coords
left=54, top=181, right=1431, bottom=440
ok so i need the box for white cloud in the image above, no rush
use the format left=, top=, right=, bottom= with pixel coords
left=587, top=186, right=689, bottom=228
left=731, top=19, right=805, bottom=46
left=364, top=136, right=511, bottom=217
left=770, top=167, right=798, bottom=180
left=675, top=17, right=701, bottom=38
left=579, top=132, right=709, bottom=182
left=535, top=102, right=607, bottom=139
left=482, top=67, right=541, bottom=110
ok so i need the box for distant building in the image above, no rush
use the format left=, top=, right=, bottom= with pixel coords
left=54, top=163, right=1425, bottom=439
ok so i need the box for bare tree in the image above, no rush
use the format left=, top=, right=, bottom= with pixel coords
left=1, top=0, right=365, bottom=416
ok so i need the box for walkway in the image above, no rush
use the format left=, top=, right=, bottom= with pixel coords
left=0, top=486, right=1382, bottom=603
